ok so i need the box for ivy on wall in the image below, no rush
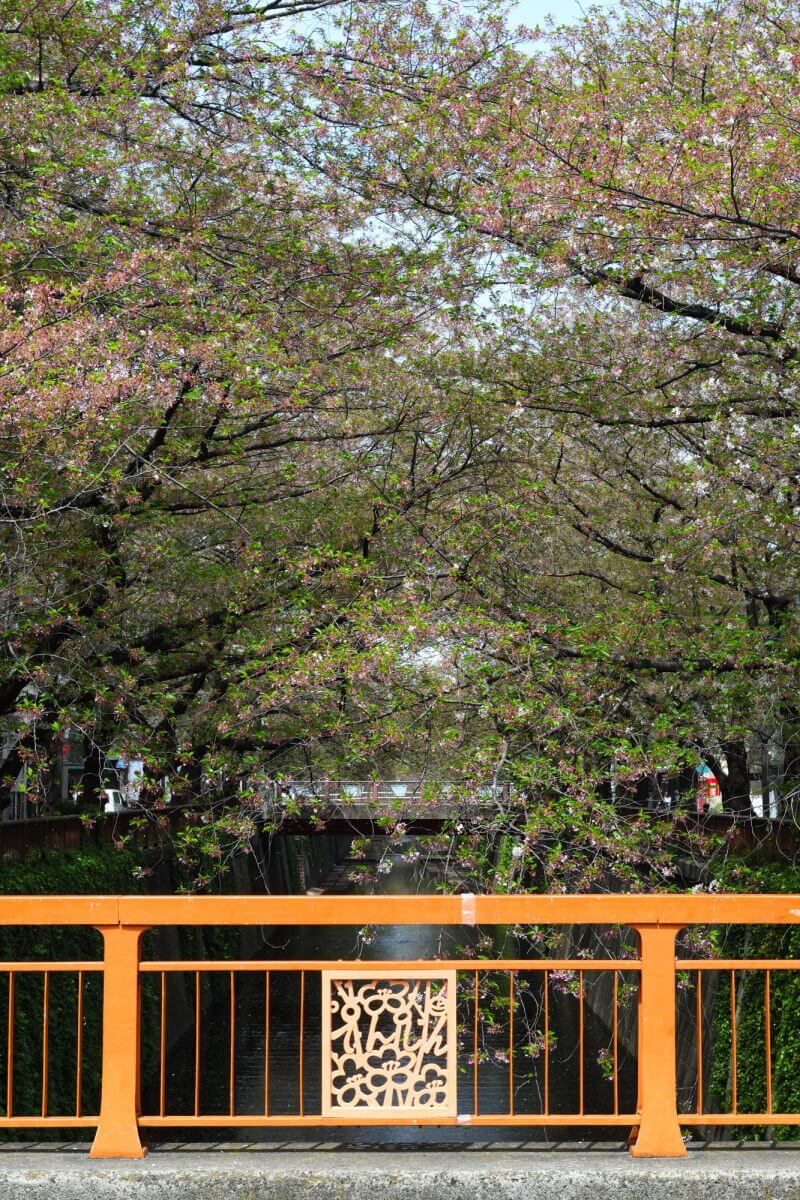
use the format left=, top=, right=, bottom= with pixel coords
left=707, top=864, right=800, bottom=1140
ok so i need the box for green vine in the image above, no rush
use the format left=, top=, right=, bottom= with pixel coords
left=707, top=863, right=800, bottom=1139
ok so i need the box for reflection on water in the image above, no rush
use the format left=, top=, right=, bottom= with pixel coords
left=146, top=840, right=636, bottom=1144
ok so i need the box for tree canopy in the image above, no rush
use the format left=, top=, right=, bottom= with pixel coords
left=293, top=0, right=800, bottom=817
left=2, top=0, right=799, bottom=885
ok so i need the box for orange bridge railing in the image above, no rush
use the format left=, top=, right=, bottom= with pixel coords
left=1, top=893, right=799, bottom=1158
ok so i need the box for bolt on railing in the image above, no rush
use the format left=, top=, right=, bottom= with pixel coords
left=1, top=894, right=800, bottom=1157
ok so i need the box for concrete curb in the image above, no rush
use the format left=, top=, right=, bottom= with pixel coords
left=0, top=1151, right=800, bottom=1200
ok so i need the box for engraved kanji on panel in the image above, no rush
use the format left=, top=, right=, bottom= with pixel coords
left=321, top=969, right=457, bottom=1117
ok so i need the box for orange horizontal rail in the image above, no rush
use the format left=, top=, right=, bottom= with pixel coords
left=679, top=958, right=800, bottom=970
left=0, top=961, right=102, bottom=972
left=138, top=1113, right=640, bottom=1127
left=0, top=1116, right=98, bottom=1127
left=140, top=958, right=640, bottom=972
left=0, top=897, right=119, bottom=925
left=2, top=891, right=800, bottom=926
left=680, top=1114, right=800, bottom=1124
left=0, top=893, right=799, bottom=1160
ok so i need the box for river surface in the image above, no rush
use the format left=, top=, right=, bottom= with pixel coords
left=145, top=839, right=636, bottom=1143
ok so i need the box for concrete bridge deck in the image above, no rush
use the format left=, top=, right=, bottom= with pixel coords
left=1, top=1147, right=799, bottom=1200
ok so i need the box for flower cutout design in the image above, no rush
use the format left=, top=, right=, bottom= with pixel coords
left=325, top=974, right=455, bottom=1114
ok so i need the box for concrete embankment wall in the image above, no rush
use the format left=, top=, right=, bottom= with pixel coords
left=1, top=1149, right=799, bottom=1200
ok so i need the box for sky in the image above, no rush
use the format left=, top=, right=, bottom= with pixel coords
left=510, top=0, right=610, bottom=26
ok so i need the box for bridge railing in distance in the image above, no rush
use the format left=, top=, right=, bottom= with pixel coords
left=263, top=780, right=512, bottom=810
left=0, top=894, right=799, bottom=1158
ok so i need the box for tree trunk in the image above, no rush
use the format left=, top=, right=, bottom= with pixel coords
left=760, top=739, right=771, bottom=818
left=715, top=739, right=752, bottom=814
left=81, top=735, right=103, bottom=810
left=776, top=708, right=800, bottom=818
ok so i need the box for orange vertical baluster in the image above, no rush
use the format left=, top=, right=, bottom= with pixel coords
left=618, top=964, right=623, bottom=1113
left=578, top=969, right=584, bottom=1117
left=136, top=967, right=142, bottom=1118
left=159, top=971, right=166, bottom=1118
left=41, top=971, right=49, bottom=1118
left=696, top=970, right=703, bottom=1116
left=299, top=970, right=305, bottom=1117
left=730, top=969, right=737, bottom=1115
left=629, top=924, right=686, bottom=1158
left=6, top=971, right=13, bottom=1119
left=75, top=970, right=84, bottom=1118
left=194, top=972, right=201, bottom=1118
left=229, top=971, right=236, bottom=1117
left=508, top=970, right=514, bottom=1115
left=543, top=969, right=549, bottom=1117
left=264, top=971, right=270, bottom=1117
left=765, top=970, right=773, bottom=1115
left=90, top=924, right=148, bottom=1158
left=473, top=970, right=479, bottom=1116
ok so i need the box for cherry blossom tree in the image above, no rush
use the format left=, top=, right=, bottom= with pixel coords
left=291, top=0, right=800, bottom=824
left=0, top=0, right=506, bottom=811
left=4, top=0, right=798, bottom=893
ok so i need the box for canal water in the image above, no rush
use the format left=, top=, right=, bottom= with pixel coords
left=145, top=838, right=637, bottom=1143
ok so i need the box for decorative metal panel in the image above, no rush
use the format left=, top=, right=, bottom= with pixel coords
left=321, top=968, right=457, bottom=1117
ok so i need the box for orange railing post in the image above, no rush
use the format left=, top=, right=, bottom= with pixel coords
left=630, top=924, right=686, bottom=1157
left=90, top=924, right=148, bottom=1159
